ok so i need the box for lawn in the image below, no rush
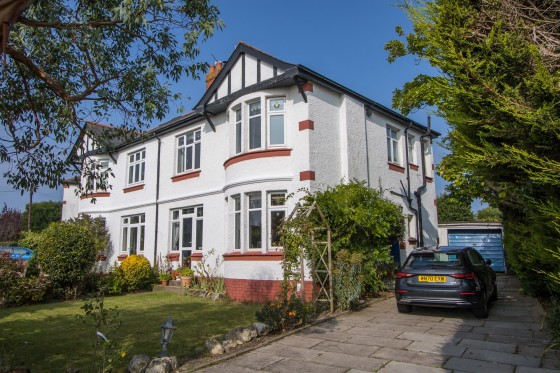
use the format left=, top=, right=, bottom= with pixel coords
left=0, top=292, right=262, bottom=372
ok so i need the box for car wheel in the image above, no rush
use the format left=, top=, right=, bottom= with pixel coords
left=490, top=284, right=498, bottom=303
left=473, top=293, right=489, bottom=318
left=397, top=303, right=412, bottom=313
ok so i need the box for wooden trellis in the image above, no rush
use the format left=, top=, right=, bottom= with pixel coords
left=286, top=201, right=334, bottom=314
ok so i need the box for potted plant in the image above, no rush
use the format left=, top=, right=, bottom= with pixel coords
left=159, top=272, right=172, bottom=286
left=178, top=267, right=194, bottom=288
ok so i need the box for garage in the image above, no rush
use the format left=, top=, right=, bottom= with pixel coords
left=438, top=223, right=506, bottom=273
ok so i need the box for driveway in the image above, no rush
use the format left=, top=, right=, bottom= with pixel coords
left=194, top=275, right=559, bottom=372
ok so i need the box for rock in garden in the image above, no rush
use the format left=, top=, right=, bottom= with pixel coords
left=128, top=355, right=151, bottom=373
left=252, top=322, right=271, bottom=336
left=145, top=356, right=178, bottom=373
left=224, top=327, right=243, bottom=343
left=222, top=338, right=240, bottom=352
left=205, top=338, right=224, bottom=355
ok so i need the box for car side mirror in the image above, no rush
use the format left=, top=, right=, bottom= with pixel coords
left=485, top=259, right=492, bottom=266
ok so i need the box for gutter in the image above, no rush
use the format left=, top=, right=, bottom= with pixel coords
left=415, top=116, right=433, bottom=247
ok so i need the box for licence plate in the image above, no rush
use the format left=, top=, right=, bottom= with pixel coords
left=418, top=275, right=446, bottom=283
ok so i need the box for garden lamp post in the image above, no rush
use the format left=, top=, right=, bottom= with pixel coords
left=159, top=316, right=176, bottom=357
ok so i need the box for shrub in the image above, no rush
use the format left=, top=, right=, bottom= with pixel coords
left=544, top=296, right=560, bottom=350
left=0, top=252, right=23, bottom=307
left=256, top=293, right=307, bottom=332
left=37, top=222, right=96, bottom=299
left=120, top=255, right=155, bottom=291
left=6, top=275, right=51, bottom=306
left=333, top=250, right=363, bottom=310
left=178, top=267, right=193, bottom=277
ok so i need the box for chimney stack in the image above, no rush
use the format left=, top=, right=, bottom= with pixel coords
left=205, top=61, right=223, bottom=90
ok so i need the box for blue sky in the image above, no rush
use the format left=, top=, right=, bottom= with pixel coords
left=0, top=0, right=450, bottom=211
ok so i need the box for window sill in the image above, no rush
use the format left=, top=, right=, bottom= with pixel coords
left=123, top=184, right=145, bottom=193
left=388, top=163, right=405, bottom=173
left=171, top=170, right=201, bottom=183
left=117, top=254, right=128, bottom=261
left=80, top=192, right=111, bottom=200
left=223, top=251, right=284, bottom=261
left=425, top=176, right=434, bottom=183
left=408, top=164, right=419, bottom=171
left=224, top=148, right=292, bottom=169
left=190, top=253, right=203, bottom=261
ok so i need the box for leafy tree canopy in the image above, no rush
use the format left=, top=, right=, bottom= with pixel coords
left=437, top=192, right=474, bottom=224
left=21, top=201, right=62, bottom=232
left=1, top=0, right=223, bottom=193
left=386, top=0, right=560, bottom=295
left=0, top=204, right=22, bottom=243
left=476, top=207, right=502, bottom=222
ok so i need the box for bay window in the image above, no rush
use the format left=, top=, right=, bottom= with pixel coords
left=268, top=98, right=285, bottom=146
left=248, top=193, right=262, bottom=249
left=248, top=101, right=261, bottom=150
left=269, top=192, right=286, bottom=248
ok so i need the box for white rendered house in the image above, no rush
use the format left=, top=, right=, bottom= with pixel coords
left=62, top=43, right=439, bottom=302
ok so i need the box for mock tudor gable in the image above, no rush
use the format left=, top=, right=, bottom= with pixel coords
left=62, top=42, right=440, bottom=302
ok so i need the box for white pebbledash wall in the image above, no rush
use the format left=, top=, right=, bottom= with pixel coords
left=63, top=44, right=438, bottom=301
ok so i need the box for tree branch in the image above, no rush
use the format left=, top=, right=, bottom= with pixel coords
left=17, top=17, right=122, bottom=29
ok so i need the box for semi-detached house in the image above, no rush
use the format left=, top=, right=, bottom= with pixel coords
left=62, top=43, right=440, bottom=302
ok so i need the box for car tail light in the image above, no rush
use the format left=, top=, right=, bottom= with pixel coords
left=395, top=289, right=408, bottom=293
left=460, top=291, right=476, bottom=295
left=395, top=272, right=415, bottom=279
left=450, top=273, right=476, bottom=280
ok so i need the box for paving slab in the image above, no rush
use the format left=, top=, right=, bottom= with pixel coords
left=186, top=275, right=559, bottom=373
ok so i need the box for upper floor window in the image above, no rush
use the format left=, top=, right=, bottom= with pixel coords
left=423, top=139, right=432, bottom=176
left=234, top=108, right=242, bottom=154
left=268, top=98, right=285, bottom=146
left=171, top=206, right=204, bottom=251
left=85, top=159, right=110, bottom=192
left=127, top=149, right=145, bottom=185
left=230, top=97, right=287, bottom=155
left=122, top=214, right=145, bottom=254
left=386, top=126, right=400, bottom=164
left=407, top=135, right=415, bottom=164
left=177, top=129, right=201, bottom=174
left=248, top=101, right=261, bottom=150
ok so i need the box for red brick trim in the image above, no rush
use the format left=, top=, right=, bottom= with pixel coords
left=388, top=163, right=405, bottom=174
left=223, top=149, right=292, bottom=169
left=432, top=164, right=435, bottom=170
left=123, top=184, right=145, bottom=193
left=409, top=164, right=419, bottom=171
left=299, top=120, right=314, bottom=131
left=434, top=199, right=437, bottom=206
left=167, top=253, right=180, bottom=261
left=190, top=252, right=203, bottom=261
left=223, top=251, right=284, bottom=261
left=302, top=82, right=313, bottom=92
left=117, top=254, right=128, bottom=261
left=224, top=278, right=314, bottom=302
left=80, top=192, right=111, bottom=200
left=171, top=170, right=201, bottom=183
left=63, top=185, right=69, bottom=189
left=425, top=176, right=434, bottom=183
left=300, top=170, right=315, bottom=181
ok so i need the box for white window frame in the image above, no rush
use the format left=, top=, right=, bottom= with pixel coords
left=176, top=128, right=201, bottom=175
left=170, top=206, right=204, bottom=252
left=407, top=135, right=415, bottom=165
left=268, top=192, right=286, bottom=249
left=267, top=98, right=285, bottom=147
left=121, top=214, right=145, bottom=254
left=247, top=192, right=262, bottom=250
left=232, top=195, right=241, bottom=250
left=423, top=139, right=433, bottom=176
left=127, top=149, right=146, bottom=186
left=386, top=126, right=400, bottom=164
left=248, top=100, right=262, bottom=150
left=233, top=107, right=242, bottom=154
left=88, top=159, right=110, bottom=192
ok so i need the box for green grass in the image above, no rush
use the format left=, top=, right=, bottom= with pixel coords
left=0, top=292, right=262, bottom=372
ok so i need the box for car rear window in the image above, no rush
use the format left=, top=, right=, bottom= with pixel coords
left=404, top=252, right=463, bottom=269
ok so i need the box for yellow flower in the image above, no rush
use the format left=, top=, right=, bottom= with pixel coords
left=120, top=351, right=126, bottom=358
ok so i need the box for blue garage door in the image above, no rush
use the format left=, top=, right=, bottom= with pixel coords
left=448, top=229, right=505, bottom=272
